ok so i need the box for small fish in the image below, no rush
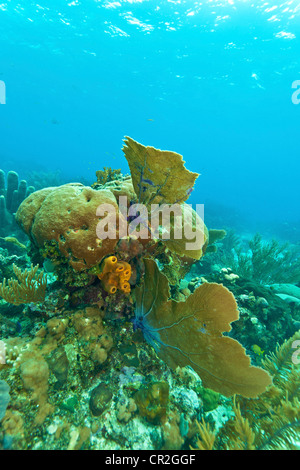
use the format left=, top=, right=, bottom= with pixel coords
left=142, top=177, right=155, bottom=186
left=16, top=322, right=22, bottom=334
left=251, top=344, right=264, bottom=356
left=147, top=118, right=154, bottom=122
left=1, top=237, right=27, bottom=251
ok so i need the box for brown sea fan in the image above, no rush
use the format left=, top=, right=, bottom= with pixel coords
left=134, top=258, right=272, bottom=398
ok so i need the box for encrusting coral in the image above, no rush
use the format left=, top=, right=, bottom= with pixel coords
left=0, top=264, right=46, bottom=305
left=97, top=255, right=131, bottom=294
left=134, top=381, right=170, bottom=424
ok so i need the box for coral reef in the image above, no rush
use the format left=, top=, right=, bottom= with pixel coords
left=1, top=136, right=299, bottom=451
left=15, top=137, right=208, bottom=299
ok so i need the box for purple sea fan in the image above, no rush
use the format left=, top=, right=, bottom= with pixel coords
left=133, top=258, right=272, bottom=399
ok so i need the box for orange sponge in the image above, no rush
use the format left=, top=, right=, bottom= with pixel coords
left=98, top=255, right=131, bottom=294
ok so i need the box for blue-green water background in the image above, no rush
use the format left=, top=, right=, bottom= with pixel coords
left=0, top=0, right=299, bottom=236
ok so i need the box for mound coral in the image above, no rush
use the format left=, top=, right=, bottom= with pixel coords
left=134, top=258, right=272, bottom=398
left=16, top=183, right=121, bottom=271
left=98, top=255, right=131, bottom=294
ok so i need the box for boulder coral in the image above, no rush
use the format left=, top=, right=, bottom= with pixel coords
left=16, top=183, right=121, bottom=271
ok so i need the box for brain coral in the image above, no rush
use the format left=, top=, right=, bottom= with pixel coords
left=16, top=183, right=122, bottom=271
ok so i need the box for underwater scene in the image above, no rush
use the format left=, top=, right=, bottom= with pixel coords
left=0, top=0, right=300, bottom=453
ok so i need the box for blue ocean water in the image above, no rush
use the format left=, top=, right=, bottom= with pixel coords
left=1, top=2, right=300, bottom=452
left=0, top=0, right=299, bottom=231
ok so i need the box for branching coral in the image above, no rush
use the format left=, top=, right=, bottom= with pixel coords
left=208, top=232, right=300, bottom=284
left=192, top=418, right=216, bottom=450
left=248, top=234, right=300, bottom=284
left=134, top=258, right=271, bottom=398
left=93, top=167, right=122, bottom=186
left=0, top=264, right=47, bottom=305
left=97, top=255, right=131, bottom=294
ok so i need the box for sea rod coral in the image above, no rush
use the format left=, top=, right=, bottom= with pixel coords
left=0, top=264, right=46, bottom=305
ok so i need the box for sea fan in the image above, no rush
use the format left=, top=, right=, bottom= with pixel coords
left=134, top=258, right=271, bottom=398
